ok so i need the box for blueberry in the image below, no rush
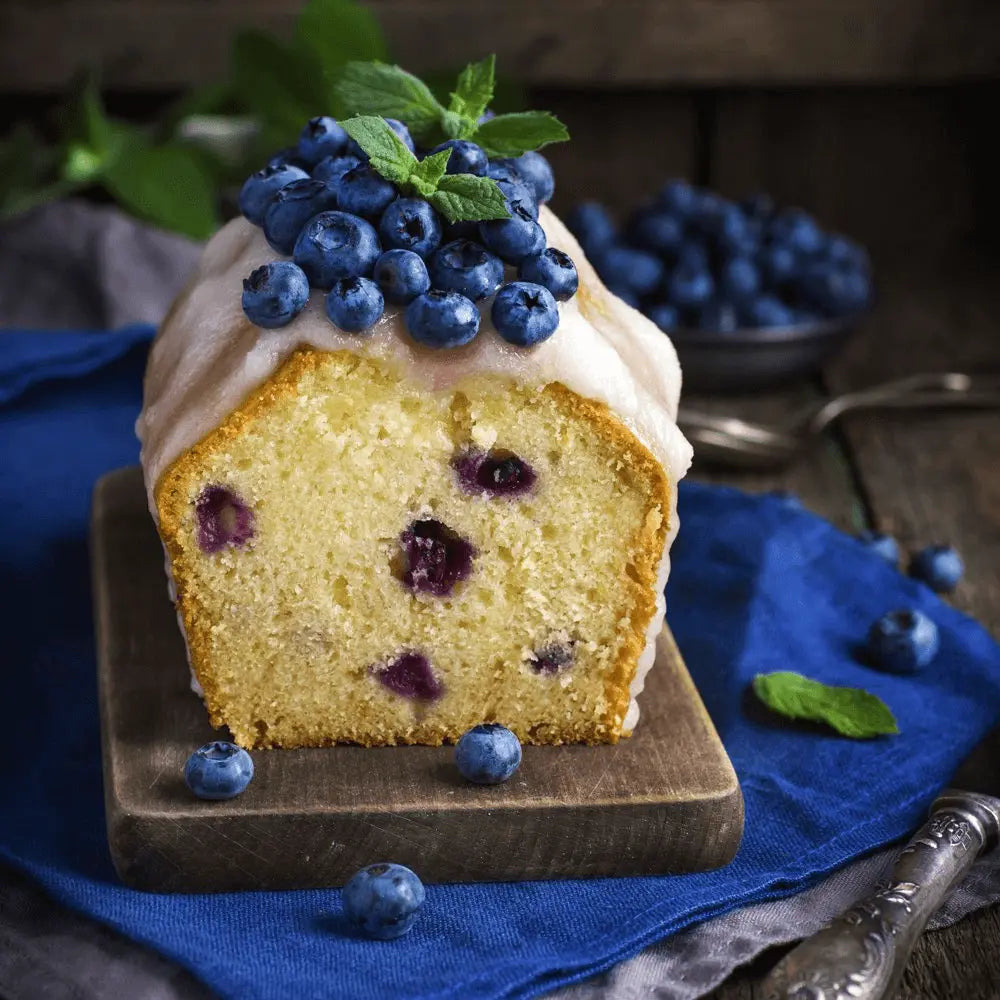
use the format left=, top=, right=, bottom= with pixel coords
left=242, top=261, right=310, bottom=328
left=371, top=651, right=444, bottom=701
left=529, top=643, right=574, bottom=675
left=500, top=151, right=554, bottom=204
left=238, top=164, right=310, bottom=226
left=666, top=263, right=715, bottom=309
left=742, top=294, right=795, bottom=328
left=265, top=147, right=305, bottom=170
left=656, top=179, right=699, bottom=218
left=430, top=139, right=488, bottom=176
left=645, top=302, right=680, bottom=332
left=826, top=234, right=870, bottom=272
left=495, top=177, right=539, bottom=220
left=406, top=290, right=480, bottom=348
left=856, top=530, right=900, bottom=566
left=336, top=165, right=398, bottom=219
left=262, top=179, right=338, bottom=255
left=720, top=256, right=761, bottom=302
left=677, top=241, right=710, bottom=272
left=312, top=154, right=362, bottom=186
left=325, top=276, right=384, bottom=333
left=429, top=239, right=504, bottom=301
left=342, top=863, right=424, bottom=940
left=478, top=205, right=546, bottom=264
left=492, top=281, right=559, bottom=347
left=378, top=198, right=442, bottom=258
left=292, top=211, right=381, bottom=288
left=741, top=192, right=775, bottom=220
left=184, top=741, right=254, bottom=800
left=769, top=208, right=824, bottom=255
left=452, top=448, right=537, bottom=497
left=485, top=160, right=519, bottom=183
left=594, top=246, right=664, bottom=297
left=518, top=247, right=578, bottom=301
left=455, top=724, right=522, bottom=784
left=909, top=545, right=964, bottom=593
left=373, top=249, right=430, bottom=305
left=297, top=116, right=348, bottom=166
left=566, top=201, right=616, bottom=256
left=697, top=299, right=740, bottom=333
left=759, top=243, right=799, bottom=286
left=867, top=609, right=940, bottom=673
left=798, top=262, right=871, bottom=316
left=628, top=210, right=684, bottom=257
left=705, top=204, right=751, bottom=252
left=397, top=519, right=476, bottom=596
left=384, top=118, right=415, bottom=153
left=195, top=485, right=254, bottom=553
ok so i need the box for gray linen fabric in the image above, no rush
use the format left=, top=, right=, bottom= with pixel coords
left=1, top=200, right=997, bottom=1000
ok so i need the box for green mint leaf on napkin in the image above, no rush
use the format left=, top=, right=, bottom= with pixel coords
left=429, top=173, right=510, bottom=223
left=408, top=147, right=451, bottom=198
left=335, top=62, right=446, bottom=142
left=752, top=672, right=899, bottom=739
left=448, top=54, right=495, bottom=127
left=340, top=115, right=415, bottom=184
left=472, top=111, right=569, bottom=158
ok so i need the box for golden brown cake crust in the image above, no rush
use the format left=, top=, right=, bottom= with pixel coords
left=156, top=347, right=670, bottom=748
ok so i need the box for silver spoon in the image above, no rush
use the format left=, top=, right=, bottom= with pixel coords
left=678, top=373, right=1000, bottom=469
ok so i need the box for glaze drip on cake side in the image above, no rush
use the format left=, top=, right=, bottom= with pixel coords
left=137, top=206, right=691, bottom=735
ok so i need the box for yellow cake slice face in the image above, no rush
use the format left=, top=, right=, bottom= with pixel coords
left=157, top=349, right=670, bottom=747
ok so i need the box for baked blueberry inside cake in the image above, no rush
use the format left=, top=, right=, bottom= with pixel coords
left=137, top=59, right=692, bottom=748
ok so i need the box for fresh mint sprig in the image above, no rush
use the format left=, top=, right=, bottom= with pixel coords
left=340, top=116, right=509, bottom=223
left=753, top=671, right=899, bottom=739
left=335, top=56, right=569, bottom=156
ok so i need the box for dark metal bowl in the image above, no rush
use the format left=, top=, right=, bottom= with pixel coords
left=671, top=313, right=866, bottom=393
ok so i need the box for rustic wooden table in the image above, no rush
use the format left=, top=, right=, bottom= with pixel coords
left=694, top=262, right=1000, bottom=999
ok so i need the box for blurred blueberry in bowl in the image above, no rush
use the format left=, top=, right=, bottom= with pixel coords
left=568, top=181, right=872, bottom=391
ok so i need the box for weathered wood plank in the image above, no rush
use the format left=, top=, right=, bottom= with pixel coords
left=708, top=88, right=998, bottom=265
left=92, top=467, right=742, bottom=892
left=543, top=90, right=697, bottom=218
left=2, top=1, right=1000, bottom=91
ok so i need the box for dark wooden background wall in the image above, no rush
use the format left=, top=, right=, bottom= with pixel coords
left=2, top=0, right=999, bottom=272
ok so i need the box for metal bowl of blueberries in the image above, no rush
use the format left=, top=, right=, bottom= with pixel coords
left=567, top=183, right=873, bottom=393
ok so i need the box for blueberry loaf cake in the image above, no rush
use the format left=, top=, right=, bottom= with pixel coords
left=137, top=69, right=691, bottom=749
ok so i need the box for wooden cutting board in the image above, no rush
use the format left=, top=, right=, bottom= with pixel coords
left=91, top=466, right=742, bottom=892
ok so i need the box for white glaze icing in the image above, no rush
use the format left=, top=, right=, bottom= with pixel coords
left=136, top=205, right=692, bottom=731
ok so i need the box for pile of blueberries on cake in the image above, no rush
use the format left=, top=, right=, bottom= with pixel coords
left=568, top=183, right=873, bottom=334
left=239, top=116, right=578, bottom=348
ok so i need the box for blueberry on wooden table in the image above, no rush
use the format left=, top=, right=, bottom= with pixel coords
left=184, top=742, right=254, bottom=800
left=856, top=530, right=900, bottom=567
left=455, top=724, right=522, bottom=784
left=342, top=863, right=425, bottom=940
left=909, top=545, right=964, bottom=593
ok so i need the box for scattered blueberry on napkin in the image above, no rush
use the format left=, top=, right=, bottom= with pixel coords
left=1, top=326, right=999, bottom=1000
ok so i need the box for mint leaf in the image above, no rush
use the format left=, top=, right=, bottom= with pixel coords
left=752, top=672, right=899, bottom=739
left=472, top=111, right=569, bottom=157
left=449, top=54, right=495, bottom=126
left=429, top=174, right=509, bottom=224
left=335, top=62, right=445, bottom=142
left=340, top=115, right=415, bottom=184
left=231, top=30, right=324, bottom=139
left=294, top=0, right=388, bottom=73
left=409, top=148, right=450, bottom=198
left=103, top=141, right=218, bottom=239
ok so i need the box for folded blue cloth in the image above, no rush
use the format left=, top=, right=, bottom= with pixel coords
left=2, top=326, right=998, bottom=1000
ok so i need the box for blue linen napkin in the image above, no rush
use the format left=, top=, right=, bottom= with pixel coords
left=1, top=326, right=999, bottom=1000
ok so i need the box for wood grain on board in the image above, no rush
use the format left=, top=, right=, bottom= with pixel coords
left=91, top=466, right=742, bottom=893
left=2, top=0, right=1000, bottom=91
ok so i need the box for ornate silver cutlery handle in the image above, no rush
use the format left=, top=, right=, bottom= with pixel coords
left=761, top=790, right=1000, bottom=1000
